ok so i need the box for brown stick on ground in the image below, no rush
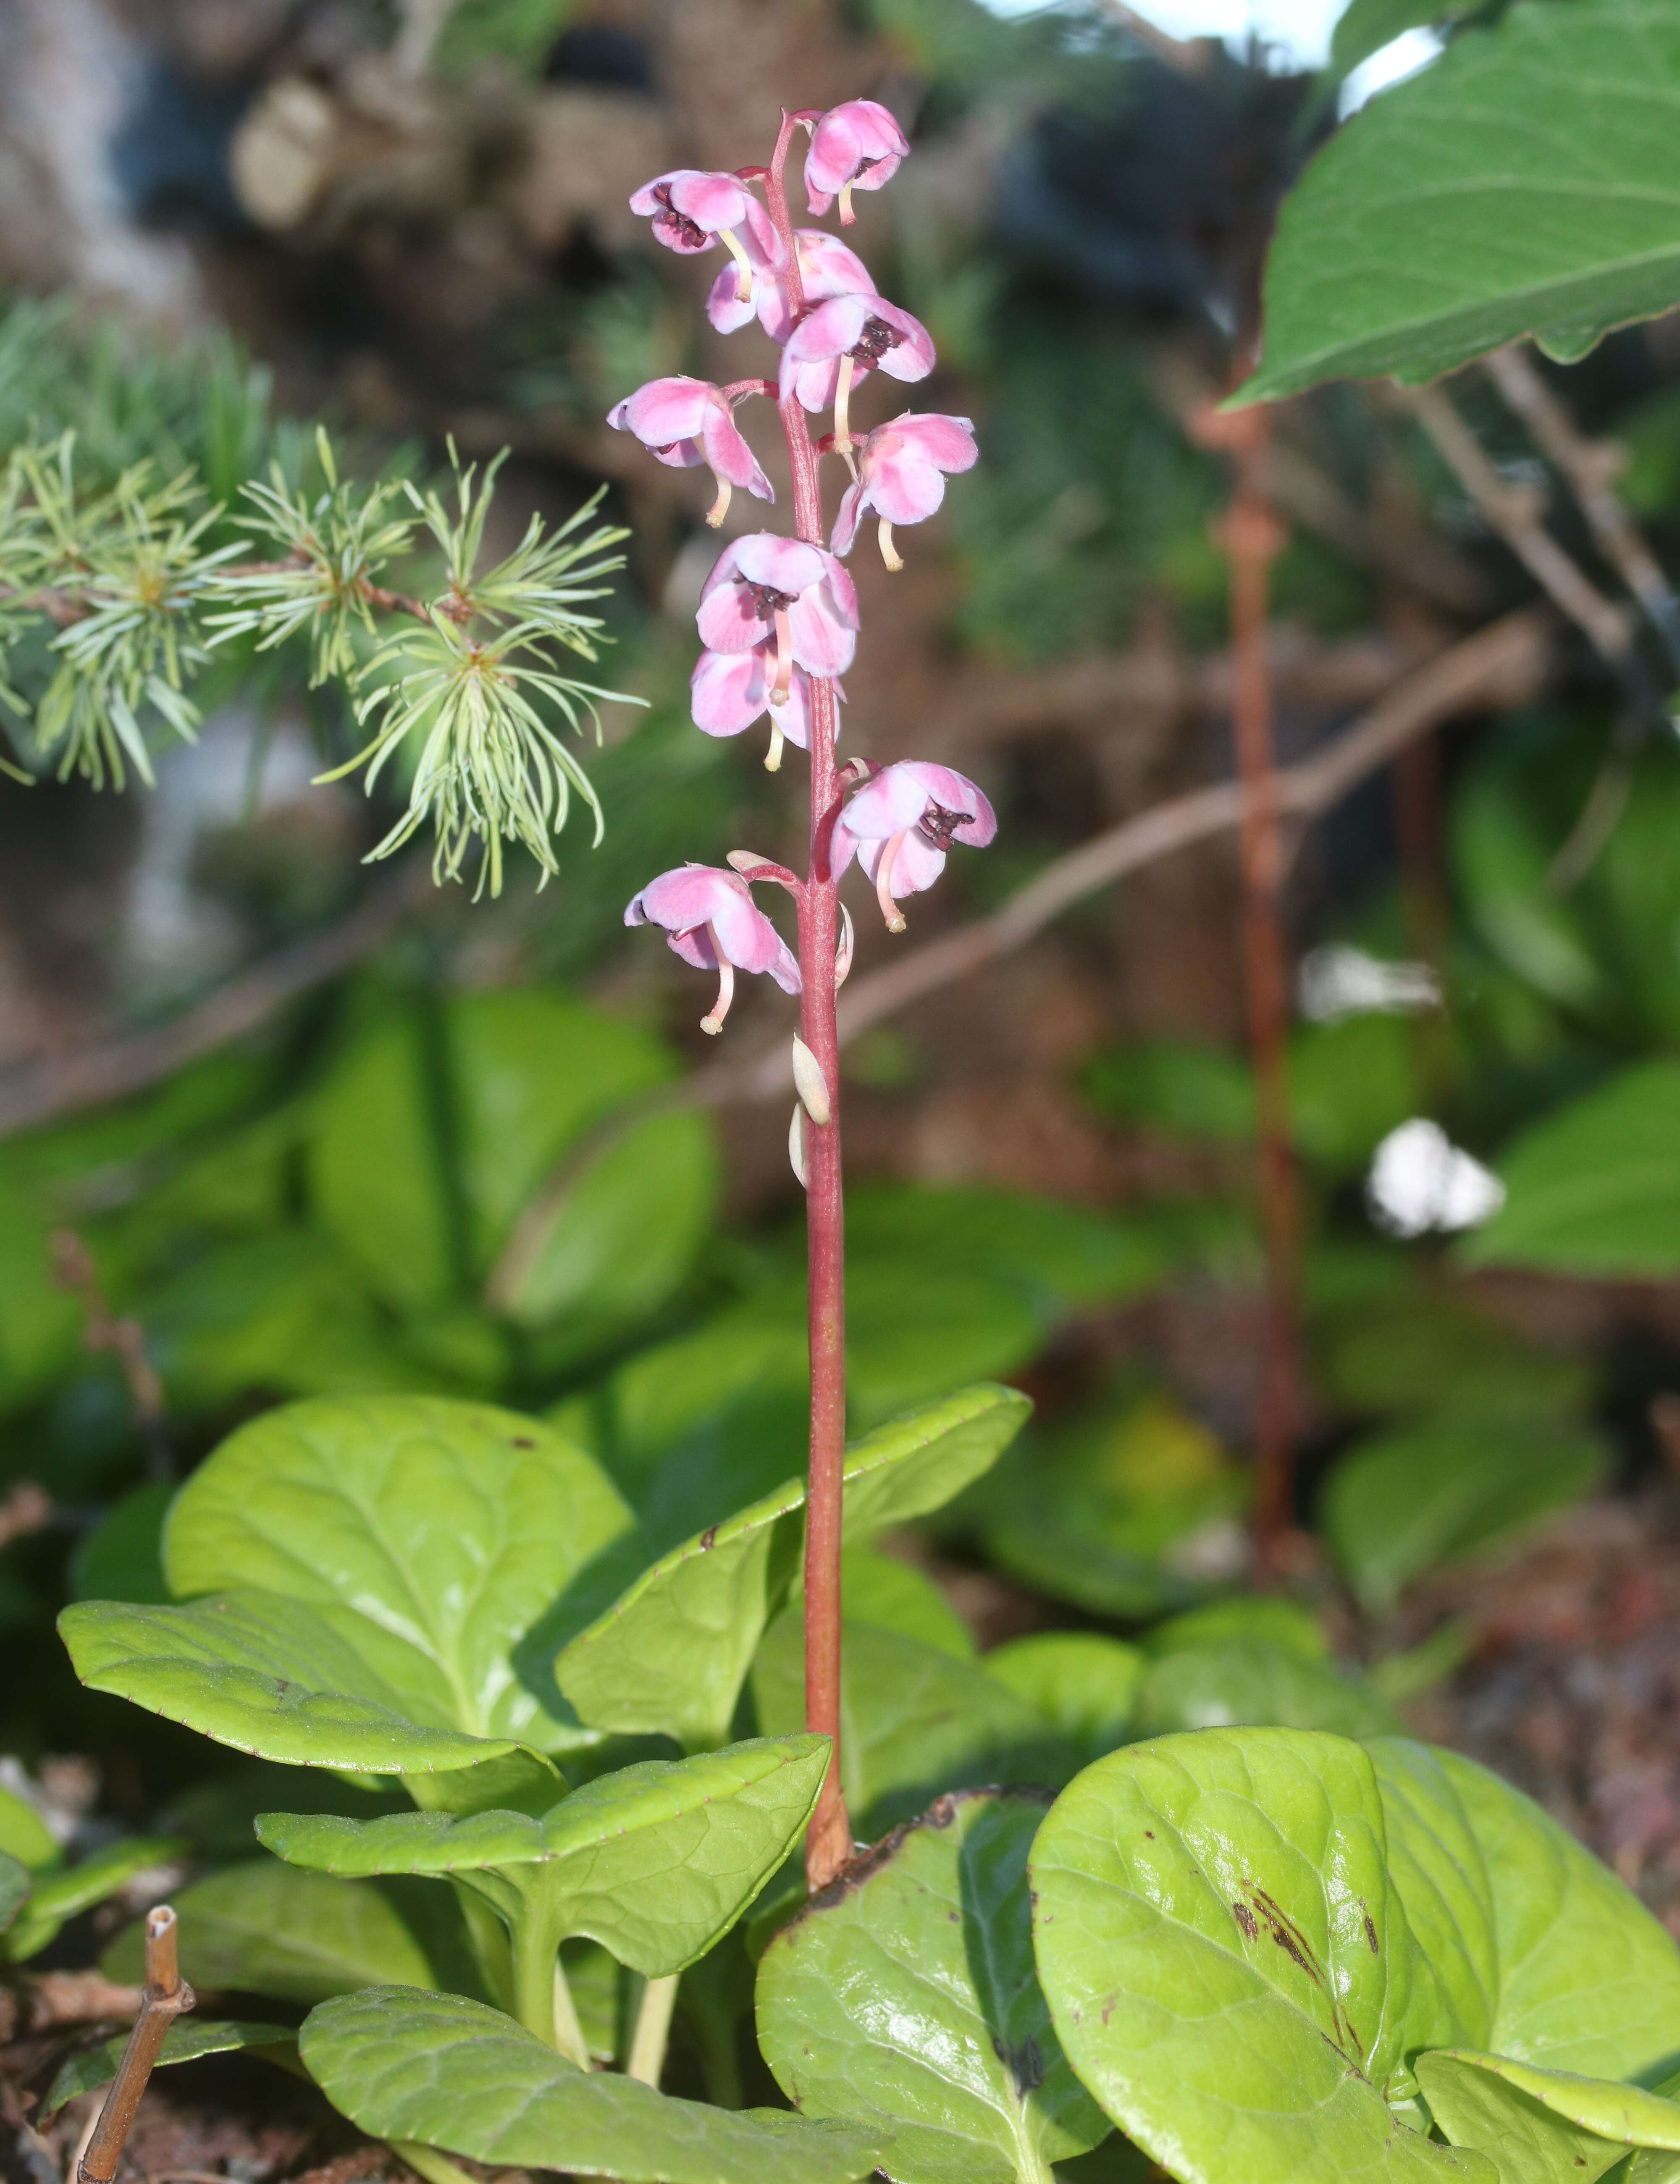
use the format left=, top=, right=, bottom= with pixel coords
left=77, top=1907, right=195, bottom=2184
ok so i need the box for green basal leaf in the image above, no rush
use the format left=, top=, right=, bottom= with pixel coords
left=3, top=1834, right=183, bottom=1963
left=1132, top=1640, right=1402, bottom=1741
left=258, top=1735, right=830, bottom=1979
left=102, top=1860, right=450, bottom=2004
left=300, top=1984, right=882, bottom=2184
left=753, top=1616, right=1065, bottom=1837
left=757, top=1788, right=1109, bottom=2184
left=1415, top=2051, right=1680, bottom=2184
left=1460, top=1061, right=1680, bottom=1278
left=1244, top=0, right=1680, bottom=401
left=60, top=1590, right=529, bottom=1774
left=556, top=1386, right=1029, bottom=1751
left=1320, top=1418, right=1607, bottom=1612
left=0, top=1851, right=29, bottom=1934
left=1029, top=1728, right=1494, bottom=2184
left=44, top=2020, right=301, bottom=2120
left=983, top=1635, right=1143, bottom=1770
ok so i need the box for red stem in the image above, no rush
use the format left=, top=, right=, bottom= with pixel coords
left=765, top=112, right=852, bottom=1887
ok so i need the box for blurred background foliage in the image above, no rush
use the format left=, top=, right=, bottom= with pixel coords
left=5, top=0, right=1680, bottom=1969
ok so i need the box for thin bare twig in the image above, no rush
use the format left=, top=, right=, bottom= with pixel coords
left=76, top=1907, right=194, bottom=2184
left=484, top=609, right=1549, bottom=1307
left=1484, top=344, right=1680, bottom=676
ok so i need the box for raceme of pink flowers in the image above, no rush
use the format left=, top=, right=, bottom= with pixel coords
left=835, top=761, right=997, bottom=932
left=617, top=101, right=996, bottom=1030
left=625, top=863, right=801, bottom=1033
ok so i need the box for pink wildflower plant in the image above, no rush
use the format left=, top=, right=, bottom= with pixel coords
left=804, top=100, right=910, bottom=224
left=694, top=534, right=858, bottom=768
left=607, top=376, right=774, bottom=528
left=629, top=169, right=758, bottom=298
left=780, top=293, right=936, bottom=453
left=831, top=412, right=978, bottom=568
left=690, top=647, right=839, bottom=763
left=835, top=760, right=997, bottom=932
left=708, top=208, right=875, bottom=344
left=625, top=863, right=800, bottom=1034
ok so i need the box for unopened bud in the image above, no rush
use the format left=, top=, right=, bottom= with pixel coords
left=791, top=1034, right=831, bottom=1126
left=788, top=1104, right=807, bottom=1188
left=835, top=903, right=854, bottom=988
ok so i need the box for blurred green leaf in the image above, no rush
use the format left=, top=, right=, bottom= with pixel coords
left=44, top=2020, right=300, bottom=2120
left=1289, top=1013, right=1420, bottom=1176
left=431, top=0, right=575, bottom=79
left=1317, top=1287, right=1591, bottom=1419
left=1130, top=1641, right=1402, bottom=1740
left=4, top=1834, right=184, bottom=1962
left=1080, top=1041, right=1255, bottom=1142
left=0, top=1784, right=57, bottom=1868
left=828, top=1547, right=976, bottom=1661
left=1319, top=1415, right=1609, bottom=1610
left=983, top=1634, right=1143, bottom=1769
left=69, top=1480, right=173, bottom=1604
left=1141, top=1597, right=1328, bottom=1661
left=0, top=1851, right=27, bottom=1935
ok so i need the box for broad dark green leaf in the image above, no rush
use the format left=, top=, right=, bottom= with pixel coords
left=1320, top=1418, right=1607, bottom=1610
left=69, top=1481, right=173, bottom=1604
left=102, top=1860, right=446, bottom=2003
left=44, top=2020, right=300, bottom=2119
left=1416, top=2050, right=1680, bottom=2184
left=1245, top=0, right=1680, bottom=400
left=1132, top=1640, right=1402, bottom=1740
left=257, top=1736, right=830, bottom=1978
left=301, top=1984, right=881, bottom=2184
left=1029, top=1728, right=1495, bottom=2184
left=3, top=1834, right=183, bottom=1963
left=753, top=1616, right=1064, bottom=1836
left=556, top=1386, right=1028, bottom=1751
left=984, top=1636, right=1143, bottom=1770
left=1461, top=1062, right=1680, bottom=1278
left=757, top=1790, right=1109, bottom=2184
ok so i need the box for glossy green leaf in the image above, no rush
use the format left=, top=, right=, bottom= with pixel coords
left=1461, top=1062, right=1680, bottom=1278
left=1320, top=1418, right=1607, bottom=1611
left=258, top=1735, right=830, bottom=1978
left=556, top=1386, right=1028, bottom=1750
left=1245, top=0, right=1680, bottom=401
left=757, top=1789, right=1109, bottom=2184
left=1029, top=1728, right=1493, bottom=2184
left=102, top=1860, right=446, bottom=2003
left=1416, top=2050, right=1680, bottom=2184
left=1363, top=1738, right=1498, bottom=2058
left=44, top=2019, right=300, bottom=2120
left=60, top=1589, right=529, bottom=1774
left=301, top=1984, right=881, bottom=2184
left=753, top=1615, right=1064, bottom=1836
left=0, top=1851, right=28, bottom=1934
left=69, top=1481, right=173, bottom=1604
left=1132, top=1640, right=1402, bottom=1740
left=3, top=1834, right=183, bottom=1962
left=984, top=1635, right=1143, bottom=1770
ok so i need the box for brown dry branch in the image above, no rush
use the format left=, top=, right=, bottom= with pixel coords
left=76, top=1908, right=194, bottom=2184
left=0, top=1971, right=145, bottom=2045
left=485, top=609, right=1549, bottom=1307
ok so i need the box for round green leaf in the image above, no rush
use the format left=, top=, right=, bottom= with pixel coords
left=1029, top=1728, right=1493, bottom=2184
left=300, top=1984, right=882, bottom=2184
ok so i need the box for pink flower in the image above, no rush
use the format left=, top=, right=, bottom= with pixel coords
left=832, top=412, right=977, bottom=567
left=691, top=647, right=840, bottom=764
left=780, top=294, right=936, bottom=450
left=625, top=863, right=800, bottom=1034
left=695, top=535, right=859, bottom=769
left=835, top=760, right=997, bottom=932
left=708, top=210, right=874, bottom=344
left=630, top=169, right=757, bottom=297
left=607, top=375, right=773, bottom=528
left=805, top=100, right=910, bottom=224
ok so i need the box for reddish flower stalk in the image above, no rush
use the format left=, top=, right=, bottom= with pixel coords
left=621, top=99, right=993, bottom=1892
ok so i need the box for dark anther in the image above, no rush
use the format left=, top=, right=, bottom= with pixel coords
left=745, top=580, right=798, bottom=617
left=917, top=801, right=972, bottom=852
left=848, top=315, right=902, bottom=365
left=653, top=185, right=706, bottom=251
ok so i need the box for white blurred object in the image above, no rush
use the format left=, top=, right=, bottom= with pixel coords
left=1367, top=1119, right=1505, bottom=1239
left=1340, top=26, right=1445, bottom=114
left=1298, top=943, right=1440, bottom=1023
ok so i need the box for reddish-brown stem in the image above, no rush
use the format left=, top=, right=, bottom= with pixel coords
left=764, top=111, right=852, bottom=1888
left=77, top=1906, right=194, bottom=2184
left=1221, top=437, right=1304, bottom=1579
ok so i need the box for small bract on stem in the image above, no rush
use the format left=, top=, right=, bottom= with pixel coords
left=617, top=99, right=995, bottom=1888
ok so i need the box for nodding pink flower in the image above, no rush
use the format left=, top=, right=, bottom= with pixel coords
left=832, top=412, right=978, bottom=568
left=630, top=169, right=758, bottom=298
left=696, top=534, right=859, bottom=768
left=709, top=210, right=875, bottom=343
left=805, top=100, right=910, bottom=225
left=835, top=760, right=997, bottom=933
left=607, top=375, right=773, bottom=528
left=691, top=647, right=841, bottom=769
left=625, top=863, right=800, bottom=1034
left=780, top=294, right=936, bottom=454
